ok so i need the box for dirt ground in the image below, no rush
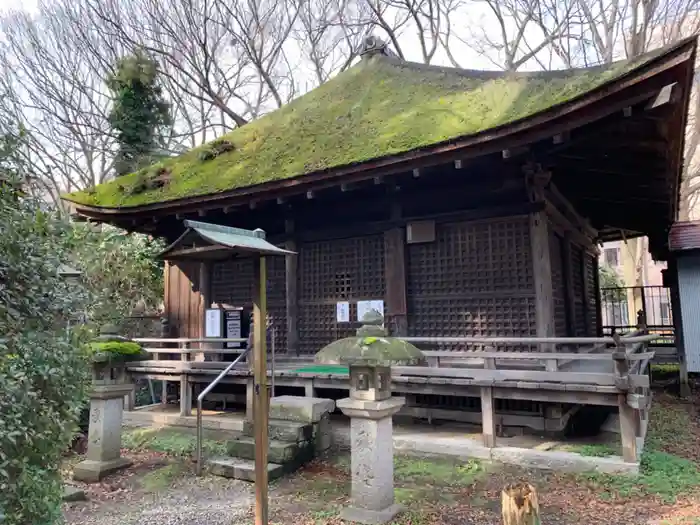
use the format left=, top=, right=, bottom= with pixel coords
left=63, top=391, right=700, bottom=525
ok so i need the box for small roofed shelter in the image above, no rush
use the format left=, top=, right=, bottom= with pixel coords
left=64, top=36, right=698, bottom=357
left=158, top=219, right=294, bottom=525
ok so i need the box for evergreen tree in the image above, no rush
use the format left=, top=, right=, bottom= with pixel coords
left=107, top=50, right=171, bottom=176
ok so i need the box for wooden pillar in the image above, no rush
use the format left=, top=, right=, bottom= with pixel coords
left=561, top=233, right=576, bottom=336
left=198, top=261, right=212, bottom=362
left=529, top=212, right=555, bottom=347
left=253, top=255, right=269, bottom=525
left=385, top=227, right=408, bottom=336
left=285, top=220, right=299, bottom=355
left=385, top=189, right=408, bottom=336
left=304, top=380, right=316, bottom=398
left=480, top=386, right=496, bottom=448
left=591, top=253, right=603, bottom=337
left=180, top=376, right=191, bottom=416
left=618, top=394, right=638, bottom=463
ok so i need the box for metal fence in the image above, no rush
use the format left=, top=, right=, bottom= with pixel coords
left=600, top=286, right=674, bottom=345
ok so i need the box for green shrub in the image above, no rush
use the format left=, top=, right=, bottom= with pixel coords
left=0, top=177, right=90, bottom=524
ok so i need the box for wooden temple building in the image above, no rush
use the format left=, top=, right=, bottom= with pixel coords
left=64, top=37, right=696, bottom=450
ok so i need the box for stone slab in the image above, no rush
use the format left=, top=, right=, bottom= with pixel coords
left=63, top=486, right=87, bottom=502
left=208, top=457, right=284, bottom=482
left=242, top=419, right=313, bottom=442
left=491, top=447, right=639, bottom=475
left=340, top=504, right=403, bottom=525
left=72, top=457, right=132, bottom=483
left=269, top=396, right=335, bottom=423
left=226, top=436, right=304, bottom=464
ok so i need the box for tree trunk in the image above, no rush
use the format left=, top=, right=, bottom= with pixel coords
left=502, top=483, right=541, bottom=525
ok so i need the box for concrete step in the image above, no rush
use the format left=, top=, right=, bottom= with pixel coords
left=208, top=457, right=284, bottom=482
left=242, top=419, right=313, bottom=443
left=226, top=436, right=314, bottom=465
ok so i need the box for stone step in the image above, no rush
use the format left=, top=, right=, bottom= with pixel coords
left=208, top=457, right=284, bottom=482
left=269, top=396, right=335, bottom=423
left=242, top=419, right=313, bottom=443
left=226, top=436, right=314, bottom=466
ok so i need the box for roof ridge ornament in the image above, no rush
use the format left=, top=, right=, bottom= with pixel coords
left=360, top=35, right=398, bottom=59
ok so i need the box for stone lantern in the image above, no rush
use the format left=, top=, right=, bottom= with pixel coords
left=315, top=310, right=425, bottom=524
left=73, top=325, right=147, bottom=482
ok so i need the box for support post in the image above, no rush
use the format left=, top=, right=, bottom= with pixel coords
left=385, top=191, right=408, bottom=336
left=198, top=261, right=212, bottom=361
left=481, top=386, right=496, bottom=448
left=253, top=255, right=269, bottom=525
left=590, top=251, right=601, bottom=336
left=180, top=376, right=191, bottom=417
left=285, top=219, right=299, bottom=355
left=530, top=212, right=555, bottom=349
left=304, top=380, right=316, bottom=398
left=618, top=394, right=638, bottom=463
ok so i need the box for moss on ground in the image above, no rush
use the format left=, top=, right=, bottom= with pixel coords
left=66, top=45, right=671, bottom=209
left=122, top=427, right=228, bottom=457
left=140, top=463, right=186, bottom=492
left=561, top=443, right=620, bottom=457
left=576, top=397, right=700, bottom=503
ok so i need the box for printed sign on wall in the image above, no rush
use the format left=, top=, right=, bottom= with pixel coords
left=336, top=301, right=350, bottom=323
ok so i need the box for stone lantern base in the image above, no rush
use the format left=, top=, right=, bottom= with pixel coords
left=337, top=396, right=405, bottom=524
left=73, top=383, right=134, bottom=482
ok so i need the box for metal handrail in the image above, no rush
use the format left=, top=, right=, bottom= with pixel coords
left=195, top=346, right=252, bottom=475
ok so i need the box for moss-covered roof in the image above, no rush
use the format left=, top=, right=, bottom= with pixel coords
left=66, top=45, right=675, bottom=209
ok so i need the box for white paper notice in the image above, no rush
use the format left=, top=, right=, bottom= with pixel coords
left=357, top=300, right=384, bottom=322
left=336, top=301, right=350, bottom=323
left=205, top=308, right=222, bottom=338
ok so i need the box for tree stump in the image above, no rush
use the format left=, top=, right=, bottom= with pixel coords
left=501, top=482, right=541, bottom=525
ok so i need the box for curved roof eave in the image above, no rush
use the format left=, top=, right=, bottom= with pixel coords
left=67, top=37, right=697, bottom=220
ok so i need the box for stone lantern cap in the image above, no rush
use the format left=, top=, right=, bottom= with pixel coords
left=89, top=324, right=148, bottom=364
left=314, top=309, right=425, bottom=367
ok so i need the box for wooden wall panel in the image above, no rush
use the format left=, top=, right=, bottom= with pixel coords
left=549, top=229, right=567, bottom=337
left=406, top=216, right=536, bottom=350
left=298, top=234, right=385, bottom=355
left=164, top=261, right=201, bottom=339
left=210, top=257, right=287, bottom=350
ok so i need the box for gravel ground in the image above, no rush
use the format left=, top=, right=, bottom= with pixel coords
left=64, top=470, right=256, bottom=525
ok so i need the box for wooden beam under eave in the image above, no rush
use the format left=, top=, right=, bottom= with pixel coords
left=646, top=82, right=679, bottom=110
left=552, top=132, right=569, bottom=145
left=503, top=145, right=529, bottom=159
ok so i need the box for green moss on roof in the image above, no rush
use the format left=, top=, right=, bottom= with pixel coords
left=66, top=46, right=671, bottom=209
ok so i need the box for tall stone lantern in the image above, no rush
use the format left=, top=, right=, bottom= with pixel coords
left=315, top=310, right=425, bottom=524
left=73, top=325, right=147, bottom=482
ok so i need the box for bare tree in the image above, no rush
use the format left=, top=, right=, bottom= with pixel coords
left=0, top=4, right=116, bottom=208
left=447, top=0, right=578, bottom=71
